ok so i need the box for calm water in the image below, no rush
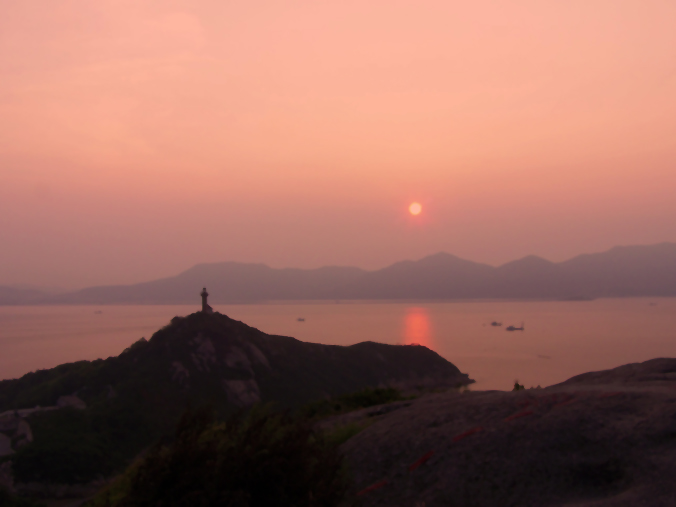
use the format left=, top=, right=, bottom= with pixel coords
left=1, top=299, right=675, bottom=390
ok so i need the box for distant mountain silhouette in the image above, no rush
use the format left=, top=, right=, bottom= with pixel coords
left=336, top=253, right=495, bottom=299
left=0, top=286, right=46, bottom=305
left=47, top=264, right=366, bottom=304
left=10, top=243, right=676, bottom=304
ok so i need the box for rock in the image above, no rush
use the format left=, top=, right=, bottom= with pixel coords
left=223, top=346, right=253, bottom=373
left=190, top=334, right=217, bottom=372
left=16, top=419, right=32, bottom=443
left=15, top=478, right=108, bottom=499
left=0, top=461, right=14, bottom=492
left=244, top=342, right=271, bottom=369
left=171, top=361, right=190, bottom=388
left=223, top=379, right=261, bottom=407
left=0, top=433, right=13, bottom=457
left=340, top=358, right=676, bottom=506
left=0, top=411, right=19, bottom=432
left=56, top=395, right=86, bottom=410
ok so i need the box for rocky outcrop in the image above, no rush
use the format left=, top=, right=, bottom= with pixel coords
left=0, top=433, right=12, bottom=457
left=170, top=361, right=190, bottom=388
left=0, top=310, right=472, bottom=492
left=223, top=379, right=261, bottom=407
left=151, top=312, right=473, bottom=407
left=339, top=358, right=676, bottom=506
left=56, top=395, right=87, bottom=410
left=0, top=411, right=34, bottom=457
left=0, top=461, right=13, bottom=492
left=0, top=396, right=84, bottom=459
left=0, top=395, right=85, bottom=422
left=15, top=479, right=109, bottom=500
left=189, top=334, right=218, bottom=372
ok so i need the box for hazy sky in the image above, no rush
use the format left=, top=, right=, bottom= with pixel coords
left=1, top=1, right=675, bottom=289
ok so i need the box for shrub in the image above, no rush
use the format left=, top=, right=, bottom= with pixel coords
left=513, top=382, right=525, bottom=391
left=12, top=409, right=113, bottom=484
left=299, top=387, right=407, bottom=419
left=0, top=487, right=44, bottom=507
left=324, top=422, right=369, bottom=447
left=113, top=406, right=348, bottom=507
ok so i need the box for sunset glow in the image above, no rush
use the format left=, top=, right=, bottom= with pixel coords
left=403, top=307, right=433, bottom=349
left=1, top=1, right=676, bottom=288
left=3, top=3, right=676, bottom=500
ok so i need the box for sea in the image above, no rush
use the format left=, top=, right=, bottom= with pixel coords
left=1, top=299, right=675, bottom=391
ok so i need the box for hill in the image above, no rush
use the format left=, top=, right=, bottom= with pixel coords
left=0, top=310, right=471, bottom=489
left=20, top=242, right=676, bottom=304
left=47, top=264, right=366, bottom=304
left=0, top=286, right=45, bottom=306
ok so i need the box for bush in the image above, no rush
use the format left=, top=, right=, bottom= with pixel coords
left=324, top=422, right=369, bottom=447
left=0, top=487, right=44, bottom=507
left=299, top=387, right=407, bottom=419
left=111, top=406, right=348, bottom=507
left=12, top=409, right=113, bottom=484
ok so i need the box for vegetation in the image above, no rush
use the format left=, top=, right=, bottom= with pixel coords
left=324, top=422, right=370, bottom=447
left=0, top=487, right=44, bottom=507
left=90, top=407, right=348, bottom=507
left=12, top=408, right=115, bottom=484
left=298, top=387, right=409, bottom=419
left=1, top=311, right=460, bottom=490
left=87, top=387, right=411, bottom=506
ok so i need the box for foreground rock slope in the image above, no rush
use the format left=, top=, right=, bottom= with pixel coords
left=341, top=358, right=676, bottom=506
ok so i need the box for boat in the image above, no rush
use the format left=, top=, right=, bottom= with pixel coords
left=506, top=322, right=525, bottom=332
left=297, top=318, right=305, bottom=322
left=490, top=321, right=502, bottom=327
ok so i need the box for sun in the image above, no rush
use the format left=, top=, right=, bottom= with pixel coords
left=409, top=202, right=422, bottom=215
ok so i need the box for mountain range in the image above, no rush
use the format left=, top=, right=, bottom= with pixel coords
left=3, top=243, right=676, bottom=305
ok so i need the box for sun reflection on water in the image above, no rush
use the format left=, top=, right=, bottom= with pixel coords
left=403, top=307, right=433, bottom=349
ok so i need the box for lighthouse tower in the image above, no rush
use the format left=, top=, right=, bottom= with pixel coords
left=200, top=287, right=214, bottom=314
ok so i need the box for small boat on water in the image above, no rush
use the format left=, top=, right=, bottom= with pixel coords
left=490, top=321, right=502, bottom=327
left=506, top=322, right=525, bottom=332
left=297, top=318, right=305, bottom=322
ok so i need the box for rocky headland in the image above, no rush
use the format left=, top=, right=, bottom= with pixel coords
left=0, top=311, right=471, bottom=497
left=3, top=310, right=676, bottom=506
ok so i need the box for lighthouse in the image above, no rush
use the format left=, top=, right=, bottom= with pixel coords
left=200, top=287, right=214, bottom=314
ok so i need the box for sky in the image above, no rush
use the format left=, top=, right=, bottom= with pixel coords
left=1, top=0, right=675, bottom=289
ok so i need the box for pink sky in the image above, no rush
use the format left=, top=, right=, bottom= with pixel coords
left=1, top=1, right=675, bottom=289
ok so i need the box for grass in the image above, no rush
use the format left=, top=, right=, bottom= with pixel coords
left=0, top=486, right=45, bottom=507
left=86, top=406, right=348, bottom=507
left=86, top=387, right=407, bottom=506
left=324, top=421, right=371, bottom=447
left=298, top=387, right=411, bottom=420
